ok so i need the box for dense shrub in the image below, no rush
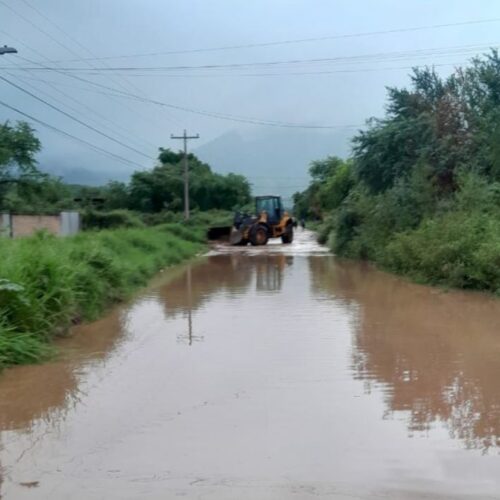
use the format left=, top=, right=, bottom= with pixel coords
left=383, top=211, right=500, bottom=292
left=81, top=209, right=145, bottom=229
left=294, top=52, right=500, bottom=293
left=0, top=225, right=204, bottom=370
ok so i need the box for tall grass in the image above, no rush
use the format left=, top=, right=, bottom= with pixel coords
left=0, top=224, right=204, bottom=370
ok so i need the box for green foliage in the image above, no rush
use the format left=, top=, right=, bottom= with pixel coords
left=102, top=181, right=129, bottom=210
left=295, top=52, right=500, bottom=293
left=0, top=121, right=43, bottom=209
left=140, top=210, right=183, bottom=226
left=0, top=323, right=54, bottom=369
left=1, top=129, right=251, bottom=217
left=128, top=150, right=251, bottom=213
left=0, top=225, right=204, bottom=369
left=2, top=176, right=74, bottom=213
left=352, top=54, right=500, bottom=194
left=81, top=209, right=145, bottom=229
left=0, top=121, right=41, bottom=178
left=383, top=211, right=500, bottom=292
left=185, top=209, right=234, bottom=228
left=79, top=208, right=234, bottom=231
left=293, top=156, right=353, bottom=219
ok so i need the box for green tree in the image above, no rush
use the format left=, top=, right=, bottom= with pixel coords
left=0, top=121, right=42, bottom=207
left=102, top=181, right=129, bottom=210
left=129, top=148, right=251, bottom=213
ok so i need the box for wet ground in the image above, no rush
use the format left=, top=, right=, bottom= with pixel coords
left=1, top=230, right=500, bottom=499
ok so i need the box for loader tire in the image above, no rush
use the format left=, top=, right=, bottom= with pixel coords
left=250, top=224, right=269, bottom=246
left=281, top=224, right=294, bottom=244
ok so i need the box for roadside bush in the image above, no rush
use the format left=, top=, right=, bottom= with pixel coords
left=316, top=216, right=335, bottom=245
left=187, top=209, right=234, bottom=228
left=0, top=322, right=54, bottom=369
left=383, top=211, right=500, bottom=292
left=82, top=209, right=145, bottom=230
left=141, top=210, right=182, bottom=226
left=159, top=223, right=206, bottom=244
left=0, top=225, right=204, bottom=369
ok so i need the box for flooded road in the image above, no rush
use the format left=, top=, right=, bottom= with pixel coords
left=1, top=230, right=500, bottom=499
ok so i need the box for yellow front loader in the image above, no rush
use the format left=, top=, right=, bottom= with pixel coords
left=230, top=195, right=294, bottom=246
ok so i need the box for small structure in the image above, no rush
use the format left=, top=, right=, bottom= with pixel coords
left=0, top=211, right=80, bottom=238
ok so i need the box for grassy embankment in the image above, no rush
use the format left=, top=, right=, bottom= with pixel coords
left=0, top=223, right=205, bottom=370
left=309, top=173, right=500, bottom=294
left=294, top=53, right=500, bottom=295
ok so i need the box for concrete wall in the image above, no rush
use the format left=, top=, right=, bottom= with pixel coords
left=11, top=215, right=60, bottom=238
left=0, top=212, right=80, bottom=238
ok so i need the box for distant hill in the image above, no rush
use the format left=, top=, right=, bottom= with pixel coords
left=195, top=128, right=354, bottom=202
left=38, top=155, right=133, bottom=186
left=36, top=128, right=355, bottom=200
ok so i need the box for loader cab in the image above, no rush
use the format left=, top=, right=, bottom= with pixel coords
left=255, top=195, right=283, bottom=224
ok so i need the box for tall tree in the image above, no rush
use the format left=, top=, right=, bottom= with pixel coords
left=0, top=121, right=42, bottom=207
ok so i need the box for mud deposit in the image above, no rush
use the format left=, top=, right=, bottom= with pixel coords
left=1, top=230, right=499, bottom=499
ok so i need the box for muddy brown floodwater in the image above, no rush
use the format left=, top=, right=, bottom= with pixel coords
left=1, top=230, right=500, bottom=499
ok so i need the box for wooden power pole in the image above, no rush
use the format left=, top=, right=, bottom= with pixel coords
left=171, top=130, right=200, bottom=220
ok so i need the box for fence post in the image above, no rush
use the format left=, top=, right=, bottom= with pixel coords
left=59, top=211, right=81, bottom=236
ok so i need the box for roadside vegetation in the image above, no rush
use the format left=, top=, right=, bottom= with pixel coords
left=294, top=51, right=500, bottom=294
left=0, top=126, right=251, bottom=216
left=0, top=123, right=251, bottom=371
left=0, top=224, right=204, bottom=370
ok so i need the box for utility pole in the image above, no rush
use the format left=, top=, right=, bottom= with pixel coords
left=170, top=129, right=199, bottom=221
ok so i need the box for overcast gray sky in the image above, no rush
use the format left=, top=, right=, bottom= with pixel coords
left=1, top=0, right=500, bottom=187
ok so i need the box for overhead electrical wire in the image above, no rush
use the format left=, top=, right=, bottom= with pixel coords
left=6, top=5, right=490, bottom=131
left=60, top=76, right=364, bottom=129
left=0, top=99, right=141, bottom=168
left=7, top=42, right=497, bottom=76
left=0, top=29, right=160, bottom=150
left=15, top=0, right=183, bottom=128
left=3, top=69, right=155, bottom=153
left=0, top=2, right=176, bottom=136
left=61, top=61, right=467, bottom=79
left=41, top=17, right=500, bottom=63
left=0, top=30, right=161, bottom=149
left=9, top=58, right=470, bottom=87
left=3, top=58, right=156, bottom=153
left=0, top=0, right=87, bottom=61
left=0, top=75, right=153, bottom=159
left=13, top=56, right=363, bottom=130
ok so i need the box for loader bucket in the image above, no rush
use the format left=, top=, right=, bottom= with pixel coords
left=207, top=226, right=232, bottom=241
left=229, top=228, right=244, bottom=245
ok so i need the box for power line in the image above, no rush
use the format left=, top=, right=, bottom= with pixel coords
left=5, top=60, right=157, bottom=152
left=0, top=3, right=175, bottom=134
left=0, top=75, right=153, bottom=159
left=16, top=0, right=183, bottom=129
left=0, top=99, right=141, bottom=168
left=10, top=42, right=497, bottom=75
left=10, top=59, right=469, bottom=84
left=67, top=78, right=364, bottom=129
left=0, top=0, right=85, bottom=60
left=17, top=0, right=164, bottom=99
left=6, top=60, right=365, bottom=130
left=59, top=61, right=468, bottom=79
left=42, top=17, right=500, bottom=63
left=0, top=29, right=170, bottom=143
left=7, top=64, right=362, bottom=130
left=13, top=54, right=183, bottom=130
